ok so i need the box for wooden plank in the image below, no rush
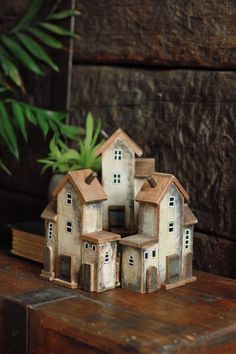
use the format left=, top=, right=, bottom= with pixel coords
left=28, top=272, right=236, bottom=353
left=74, top=0, right=236, bottom=68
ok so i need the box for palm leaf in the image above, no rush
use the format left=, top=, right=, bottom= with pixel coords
left=11, top=101, right=28, bottom=141
left=15, top=33, right=59, bottom=71
left=12, top=0, right=45, bottom=32
left=47, top=9, right=81, bottom=20
left=1, top=36, right=44, bottom=75
left=39, top=22, right=80, bottom=39
left=28, top=28, right=63, bottom=49
left=0, top=102, right=19, bottom=158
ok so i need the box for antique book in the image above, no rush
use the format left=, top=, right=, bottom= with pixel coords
left=11, top=221, right=44, bottom=263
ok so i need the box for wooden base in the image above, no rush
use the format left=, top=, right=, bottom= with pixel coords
left=53, top=278, right=78, bottom=289
left=39, top=270, right=55, bottom=282
left=163, top=276, right=197, bottom=290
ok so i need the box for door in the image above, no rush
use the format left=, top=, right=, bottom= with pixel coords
left=166, top=254, right=180, bottom=284
left=81, top=263, right=94, bottom=292
left=58, top=255, right=72, bottom=282
left=146, top=266, right=158, bottom=292
left=109, top=206, right=125, bottom=230
left=184, top=253, right=193, bottom=278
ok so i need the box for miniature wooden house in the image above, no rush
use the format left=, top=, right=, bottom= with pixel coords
left=81, top=231, right=120, bottom=292
left=40, top=169, right=108, bottom=289
left=120, top=235, right=158, bottom=293
left=120, top=173, right=197, bottom=293
left=96, top=128, right=143, bottom=234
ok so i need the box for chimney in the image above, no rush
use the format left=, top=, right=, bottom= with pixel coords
left=85, top=171, right=97, bottom=185
left=100, top=129, right=109, bottom=140
left=146, top=176, right=157, bottom=188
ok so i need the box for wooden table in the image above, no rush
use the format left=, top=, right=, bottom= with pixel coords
left=0, top=250, right=236, bottom=354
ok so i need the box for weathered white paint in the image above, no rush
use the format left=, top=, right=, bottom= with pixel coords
left=181, top=225, right=194, bottom=276
left=97, top=242, right=117, bottom=291
left=158, top=184, right=184, bottom=285
left=134, top=177, right=145, bottom=227
left=57, top=181, right=82, bottom=279
left=102, top=138, right=135, bottom=231
left=142, top=244, right=159, bottom=288
left=121, top=246, right=142, bottom=292
left=138, top=204, right=158, bottom=238
left=82, top=202, right=102, bottom=234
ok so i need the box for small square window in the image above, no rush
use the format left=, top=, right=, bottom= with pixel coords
left=168, top=196, right=175, bottom=207
left=67, top=193, right=72, bottom=205
left=113, top=173, right=121, bottom=184
left=114, top=149, right=123, bottom=160
left=66, top=221, right=72, bottom=233
left=48, top=222, right=53, bottom=240
left=168, top=222, right=174, bottom=233
left=128, top=255, right=134, bottom=266
left=144, top=251, right=149, bottom=260
left=84, top=242, right=89, bottom=249
left=104, top=251, right=109, bottom=264
left=92, top=244, right=96, bottom=251
left=152, top=250, right=156, bottom=258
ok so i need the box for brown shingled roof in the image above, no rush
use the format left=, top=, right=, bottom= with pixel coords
left=52, top=169, right=107, bottom=204
left=184, top=204, right=198, bottom=226
left=41, top=198, right=57, bottom=221
left=135, top=158, right=155, bottom=177
left=82, top=230, right=120, bottom=244
left=96, top=128, right=143, bottom=157
left=136, top=173, right=189, bottom=205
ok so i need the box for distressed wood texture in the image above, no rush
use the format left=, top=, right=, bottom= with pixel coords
left=75, top=0, right=236, bottom=68
left=70, top=66, right=236, bottom=242
left=0, top=250, right=236, bottom=353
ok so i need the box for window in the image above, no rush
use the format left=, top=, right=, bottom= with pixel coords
left=66, top=193, right=72, bottom=205
left=84, top=242, right=89, bottom=249
left=184, top=229, right=191, bottom=249
left=128, top=255, right=134, bottom=266
left=168, top=222, right=174, bottom=233
left=168, top=196, right=175, bottom=207
left=144, top=251, right=148, bottom=260
left=113, top=173, right=121, bottom=184
left=152, top=250, right=156, bottom=258
left=92, top=244, right=96, bottom=251
left=114, top=149, right=123, bottom=160
left=48, top=222, right=53, bottom=240
left=66, top=221, right=72, bottom=233
left=104, top=251, right=109, bottom=264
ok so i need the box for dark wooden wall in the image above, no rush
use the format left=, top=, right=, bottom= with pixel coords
left=0, top=1, right=236, bottom=277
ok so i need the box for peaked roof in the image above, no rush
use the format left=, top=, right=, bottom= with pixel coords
left=184, top=204, right=198, bottom=226
left=52, top=169, right=107, bottom=204
left=136, top=172, right=189, bottom=205
left=96, top=128, right=143, bottom=157
left=41, top=198, right=57, bottom=221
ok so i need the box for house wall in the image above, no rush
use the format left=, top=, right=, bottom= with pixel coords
left=82, top=202, right=102, bottom=234
left=121, top=246, right=142, bottom=292
left=142, top=243, right=159, bottom=290
left=158, top=185, right=184, bottom=284
left=134, top=177, right=145, bottom=227
left=97, top=241, right=117, bottom=292
left=138, top=204, right=158, bottom=238
left=82, top=240, right=98, bottom=289
left=44, top=220, right=57, bottom=273
left=182, top=225, right=194, bottom=278
left=102, top=138, right=135, bottom=231
left=57, top=181, right=82, bottom=276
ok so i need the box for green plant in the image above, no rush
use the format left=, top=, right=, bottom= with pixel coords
left=0, top=0, right=81, bottom=173
left=38, top=112, right=103, bottom=174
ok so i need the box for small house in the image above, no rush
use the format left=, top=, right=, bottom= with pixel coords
left=40, top=169, right=108, bottom=289
left=120, top=173, right=197, bottom=292
left=81, top=231, right=120, bottom=292
left=96, top=128, right=143, bottom=234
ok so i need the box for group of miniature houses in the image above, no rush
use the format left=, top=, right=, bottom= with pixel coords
left=40, top=129, right=198, bottom=293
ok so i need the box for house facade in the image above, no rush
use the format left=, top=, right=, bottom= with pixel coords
left=96, top=128, right=143, bottom=234
left=120, top=173, right=197, bottom=292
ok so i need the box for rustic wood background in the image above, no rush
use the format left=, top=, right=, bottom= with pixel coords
left=0, top=0, right=236, bottom=277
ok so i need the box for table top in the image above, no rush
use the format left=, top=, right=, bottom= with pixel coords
left=0, top=250, right=236, bottom=353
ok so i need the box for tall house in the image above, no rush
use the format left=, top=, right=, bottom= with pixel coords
left=135, top=173, right=197, bottom=290
left=96, top=128, right=143, bottom=234
left=40, top=169, right=107, bottom=289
